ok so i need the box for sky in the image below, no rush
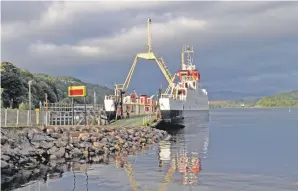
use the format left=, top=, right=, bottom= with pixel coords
left=1, top=1, right=298, bottom=97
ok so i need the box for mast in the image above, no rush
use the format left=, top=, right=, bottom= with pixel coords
left=147, top=18, right=152, bottom=53
left=185, top=46, right=194, bottom=66
left=181, top=45, right=185, bottom=69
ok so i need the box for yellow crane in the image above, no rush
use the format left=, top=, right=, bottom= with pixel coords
left=115, top=18, right=174, bottom=96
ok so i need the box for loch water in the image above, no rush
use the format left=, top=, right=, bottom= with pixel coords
left=7, top=108, right=298, bottom=191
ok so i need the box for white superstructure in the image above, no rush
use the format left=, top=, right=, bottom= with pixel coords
left=159, top=45, right=209, bottom=123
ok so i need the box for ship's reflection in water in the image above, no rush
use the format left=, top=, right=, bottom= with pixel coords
left=158, top=129, right=202, bottom=188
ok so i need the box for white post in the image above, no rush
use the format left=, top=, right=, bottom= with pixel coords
left=63, top=113, right=66, bottom=126
left=28, top=80, right=33, bottom=125
left=45, top=111, right=48, bottom=126
left=37, top=111, right=40, bottom=125
left=93, top=89, right=96, bottom=105
left=4, top=109, right=7, bottom=127
left=27, top=110, right=30, bottom=126
left=60, top=112, right=62, bottom=126
left=16, top=109, right=19, bottom=126
left=49, top=111, right=51, bottom=125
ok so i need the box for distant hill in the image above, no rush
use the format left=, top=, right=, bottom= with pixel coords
left=209, top=98, right=259, bottom=108
left=256, top=90, right=298, bottom=107
left=209, top=90, right=298, bottom=108
left=208, top=90, right=264, bottom=101
left=1, top=62, right=113, bottom=109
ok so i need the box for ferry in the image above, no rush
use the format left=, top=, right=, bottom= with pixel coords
left=159, top=45, right=209, bottom=124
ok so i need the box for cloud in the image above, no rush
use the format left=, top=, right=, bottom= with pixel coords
left=28, top=41, right=102, bottom=58
left=28, top=17, right=207, bottom=61
left=1, top=1, right=298, bottom=96
left=38, top=1, right=166, bottom=27
left=1, top=1, right=168, bottom=41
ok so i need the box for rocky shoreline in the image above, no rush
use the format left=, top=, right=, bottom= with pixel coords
left=1, top=125, right=168, bottom=189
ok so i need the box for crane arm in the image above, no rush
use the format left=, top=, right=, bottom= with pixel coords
left=118, top=55, right=138, bottom=92
left=155, top=58, right=173, bottom=85
left=164, top=74, right=176, bottom=94
left=114, top=18, right=175, bottom=94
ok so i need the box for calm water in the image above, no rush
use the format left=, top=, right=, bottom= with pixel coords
left=12, top=108, right=298, bottom=191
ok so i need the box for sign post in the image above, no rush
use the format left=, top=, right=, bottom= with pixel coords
left=84, top=96, right=87, bottom=126
left=68, top=86, right=87, bottom=126
left=72, top=97, right=74, bottom=125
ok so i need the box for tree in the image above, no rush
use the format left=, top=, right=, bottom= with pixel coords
left=0, top=88, right=4, bottom=108
left=1, top=61, right=114, bottom=109
left=1, top=62, right=27, bottom=108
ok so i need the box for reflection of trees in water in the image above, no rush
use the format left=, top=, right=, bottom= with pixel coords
left=1, top=163, right=67, bottom=191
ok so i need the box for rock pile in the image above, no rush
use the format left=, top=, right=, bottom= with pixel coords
left=1, top=125, right=168, bottom=186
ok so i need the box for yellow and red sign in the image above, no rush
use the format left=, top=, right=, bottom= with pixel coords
left=68, top=86, right=87, bottom=97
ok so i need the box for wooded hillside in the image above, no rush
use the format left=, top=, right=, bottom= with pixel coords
left=209, top=90, right=298, bottom=108
left=1, top=62, right=113, bottom=109
left=256, top=90, right=298, bottom=107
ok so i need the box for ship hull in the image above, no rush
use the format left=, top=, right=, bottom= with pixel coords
left=160, top=110, right=184, bottom=124
left=159, top=88, right=209, bottom=124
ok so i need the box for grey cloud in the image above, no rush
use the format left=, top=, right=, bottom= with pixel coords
left=1, top=1, right=51, bottom=22
left=1, top=1, right=298, bottom=97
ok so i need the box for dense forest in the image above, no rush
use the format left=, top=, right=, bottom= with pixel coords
left=256, top=90, right=298, bottom=107
left=1, top=62, right=113, bottom=109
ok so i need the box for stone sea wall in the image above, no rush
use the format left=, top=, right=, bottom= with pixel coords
left=1, top=125, right=168, bottom=189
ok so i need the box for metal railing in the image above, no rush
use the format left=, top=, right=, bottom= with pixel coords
left=142, top=113, right=159, bottom=125
left=1, top=108, right=39, bottom=127
left=0, top=108, right=104, bottom=127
